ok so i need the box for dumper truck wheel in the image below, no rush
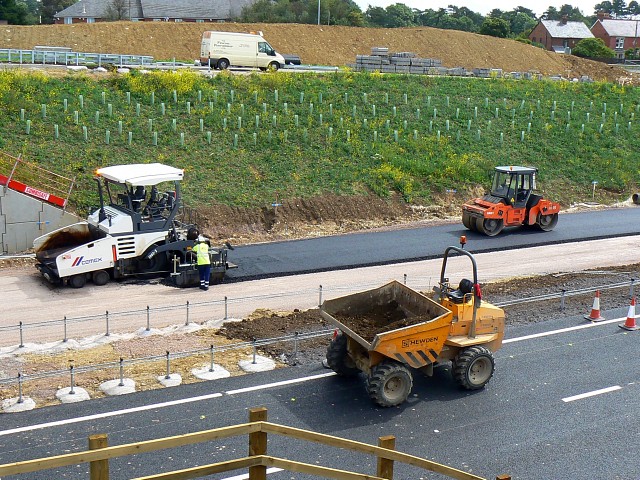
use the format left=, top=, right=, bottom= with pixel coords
left=453, top=346, right=495, bottom=390
left=536, top=213, right=558, bottom=232
left=367, top=361, right=413, bottom=407
left=68, top=274, right=87, bottom=289
left=92, top=270, right=110, bottom=286
left=326, top=333, right=359, bottom=377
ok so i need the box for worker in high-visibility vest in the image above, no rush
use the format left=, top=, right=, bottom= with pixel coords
left=193, top=236, right=211, bottom=291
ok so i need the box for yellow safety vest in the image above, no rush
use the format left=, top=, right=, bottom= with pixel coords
left=193, top=242, right=211, bottom=266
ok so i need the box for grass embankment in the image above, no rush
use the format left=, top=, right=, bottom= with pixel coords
left=0, top=69, right=638, bottom=212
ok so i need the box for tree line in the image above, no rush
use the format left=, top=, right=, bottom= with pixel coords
left=1, top=0, right=639, bottom=40
left=238, top=1, right=640, bottom=39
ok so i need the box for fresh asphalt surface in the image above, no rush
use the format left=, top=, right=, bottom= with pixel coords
left=225, top=207, right=640, bottom=280
left=0, top=305, right=637, bottom=480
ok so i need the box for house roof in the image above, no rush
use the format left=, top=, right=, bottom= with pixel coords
left=540, top=19, right=594, bottom=39
left=596, top=18, right=640, bottom=37
left=55, top=0, right=256, bottom=20
left=140, top=0, right=255, bottom=19
left=55, top=0, right=113, bottom=18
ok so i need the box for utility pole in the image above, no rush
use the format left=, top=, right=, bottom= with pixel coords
left=317, top=0, right=320, bottom=25
left=634, top=17, right=638, bottom=55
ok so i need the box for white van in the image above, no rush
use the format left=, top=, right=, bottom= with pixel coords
left=200, top=31, right=285, bottom=71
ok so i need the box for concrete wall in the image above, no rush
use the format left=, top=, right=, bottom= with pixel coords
left=0, top=187, right=79, bottom=254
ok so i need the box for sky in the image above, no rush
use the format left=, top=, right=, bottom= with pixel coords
left=352, top=1, right=600, bottom=17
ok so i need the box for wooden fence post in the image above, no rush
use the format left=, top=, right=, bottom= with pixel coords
left=377, top=435, right=395, bottom=479
left=249, top=407, right=267, bottom=480
left=88, top=434, right=109, bottom=480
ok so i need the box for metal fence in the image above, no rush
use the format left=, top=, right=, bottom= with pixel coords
left=0, top=274, right=636, bottom=351
left=0, top=48, right=153, bottom=67
left=0, top=150, right=75, bottom=208
left=0, top=274, right=636, bottom=400
left=0, top=328, right=334, bottom=399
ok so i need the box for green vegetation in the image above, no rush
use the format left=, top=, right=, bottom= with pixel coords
left=0, top=69, right=639, bottom=213
left=573, top=38, right=616, bottom=59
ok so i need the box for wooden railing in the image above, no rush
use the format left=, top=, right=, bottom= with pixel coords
left=0, top=407, right=510, bottom=480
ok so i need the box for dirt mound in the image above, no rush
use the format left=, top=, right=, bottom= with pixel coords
left=197, top=193, right=441, bottom=244
left=1, top=22, right=629, bottom=82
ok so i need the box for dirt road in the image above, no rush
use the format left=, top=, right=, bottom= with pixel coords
left=2, top=235, right=639, bottom=348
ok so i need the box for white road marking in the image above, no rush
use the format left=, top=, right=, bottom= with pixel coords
left=0, top=392, right=222, bottom=437
left=562, top=386, right=622, bottom=403
left=0, top=373, right=336, bottom=437
left=504, top=315, right=629, bottom=344
left=225, top=372, right=336, bottom=394
left=222, top=467, right=283, bottom=479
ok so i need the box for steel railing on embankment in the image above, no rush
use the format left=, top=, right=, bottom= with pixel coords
left=0, top=47, right=153, bottom=67
left=1, top=274, right=636, bottom=349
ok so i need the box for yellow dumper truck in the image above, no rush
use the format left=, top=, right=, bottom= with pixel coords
left=320, top=245, right=505, bottom=407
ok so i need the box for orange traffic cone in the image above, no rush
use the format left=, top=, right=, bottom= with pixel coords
left=584, top=290, right=605, bottom=321
left=619, top=297, right=639, bottom=331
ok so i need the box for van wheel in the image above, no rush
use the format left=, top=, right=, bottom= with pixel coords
left=69, top=274, right=87, bottom=289
left=268, top=61, right=280, bottom=71
left=217, top=58, right=229, bottom=70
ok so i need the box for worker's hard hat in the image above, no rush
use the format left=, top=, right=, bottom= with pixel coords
left=197, top=235, right=206, bottom=242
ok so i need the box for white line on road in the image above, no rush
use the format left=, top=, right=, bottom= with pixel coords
left=0, top=392, right=223, bottom=437
left=222, top=467, right=284, bottom=479
left=226, top=372, right=336, bottom=394
left=0, top=373, right=337, bottom=437
left=562, top=386, right=622, bottom=403
left=504, top=315, right=630, bottom=344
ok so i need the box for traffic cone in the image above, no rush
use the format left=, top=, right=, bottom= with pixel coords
left=584, top=290, right=605, bottom=321
left=619, top=297, right=639, bottom=331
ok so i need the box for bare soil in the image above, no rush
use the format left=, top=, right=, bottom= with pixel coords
left=1, top=22, right=634, bottom=83
left=197, top=192, right=439, bottom=245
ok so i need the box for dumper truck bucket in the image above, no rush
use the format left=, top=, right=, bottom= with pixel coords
left=320, top=281, right=453, bottom=368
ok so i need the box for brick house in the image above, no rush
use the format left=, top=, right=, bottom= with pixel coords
left=591, top=12, right=640, bottom=58
left=529, top=16, right=594, bottom=53
left=54, top=0, right=257, bottom=24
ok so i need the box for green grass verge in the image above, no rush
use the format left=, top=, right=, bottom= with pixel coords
left=0, top=69, right=638, bottom=213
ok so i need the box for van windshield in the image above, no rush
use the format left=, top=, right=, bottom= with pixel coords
left=258, top=41, right=275, bottom=55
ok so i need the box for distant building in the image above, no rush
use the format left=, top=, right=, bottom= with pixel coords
left=529, top=16, right=594, bottom=53
left=54, top=0, right=257, bottom=24
left=591, top=12, right=640, bottom=59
